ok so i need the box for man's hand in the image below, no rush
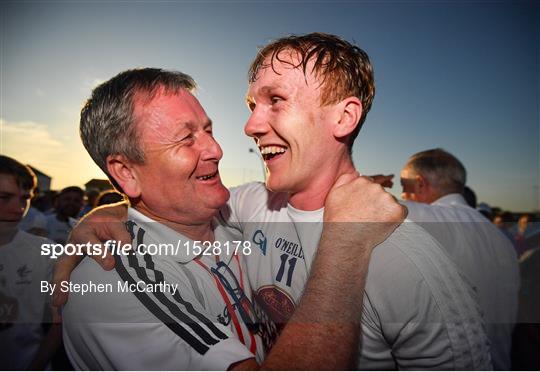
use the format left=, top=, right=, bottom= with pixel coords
left=52, top=202, right=130, bottom=307
left=324, top=173, right=406, bottom=250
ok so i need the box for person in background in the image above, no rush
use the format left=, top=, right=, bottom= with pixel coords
left=494, top=211, right=518, bottom=250
left=0, top=155, right=61, bottom=370
left=35, top=190, right=57, bottom=216
left=463, top=185, right=477, bottom=208
left=78, top=189, right=99, bottom=218
left=513, top=213, right=534, bottom=257
left=18, top=182, right=48, bottom=237
left=517, top=213, right=531, bottom=237
left=45, top=186, right=84, bottom=244
left=400, top=148, right=520, bottom=370
left=477, top=201, right=494, bottom=221
left=95, top=189, right=125, bottom=207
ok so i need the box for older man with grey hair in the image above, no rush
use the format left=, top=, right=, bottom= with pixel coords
left=401, top=148, right=520, bottom=370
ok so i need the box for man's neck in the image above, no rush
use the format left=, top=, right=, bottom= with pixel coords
left=288, top=156, right=356, bottom=211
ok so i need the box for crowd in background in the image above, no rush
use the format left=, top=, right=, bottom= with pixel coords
left=19, top=185, right=125, bottom=244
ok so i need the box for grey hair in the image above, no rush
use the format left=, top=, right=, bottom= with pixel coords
left=79, top=68, right=196, bottom=190
left=406, top=148, right=467, bottom=194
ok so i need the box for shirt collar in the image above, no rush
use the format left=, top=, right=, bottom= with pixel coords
left=432, top=193, right=468, bottom=207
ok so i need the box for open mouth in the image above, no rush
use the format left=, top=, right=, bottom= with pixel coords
left=259, top=145, right=288, bottom=161
left=196, top=170, right=218, bottom=181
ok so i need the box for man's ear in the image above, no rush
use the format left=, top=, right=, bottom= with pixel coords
left=414, top=175, right=430, bottom=199
left=106, top=155, right=141, bottom=199
left=332, top=97, right=363, bottom=139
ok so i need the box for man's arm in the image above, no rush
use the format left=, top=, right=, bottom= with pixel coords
left=234, top=175, right=406, bottom=370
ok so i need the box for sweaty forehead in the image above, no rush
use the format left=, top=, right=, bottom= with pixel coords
left=248, top=54, right=321, bottom=96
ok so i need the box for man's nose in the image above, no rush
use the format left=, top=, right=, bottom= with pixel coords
left=200, top=132, right=223, bottom=161
left=244, top=108, right=269, bottom=140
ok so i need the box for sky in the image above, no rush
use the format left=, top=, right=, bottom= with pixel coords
left=1, top=0, right=538, bottom=212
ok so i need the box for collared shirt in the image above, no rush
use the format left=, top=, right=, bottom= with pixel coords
left=63, top=208, right=263, bottom=370
left=404, top=193, right=520, bottom=370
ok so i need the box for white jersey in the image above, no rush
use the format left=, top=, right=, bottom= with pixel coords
left=0, top=229, right=55, bottom=370
left=404, top=194, right=519, bottom=370
left=219, top=182, right=492, bottom=370
left=63, top=208, right=263, bottom=370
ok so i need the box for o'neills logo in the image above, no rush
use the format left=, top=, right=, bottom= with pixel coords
left=253, top=285, right=295, bottom=351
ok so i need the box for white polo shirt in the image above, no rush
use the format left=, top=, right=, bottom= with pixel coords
left=218, top=182, right=492, bottom=370
left=63, top=208, right=263, bottom=370
left=403, top=194, right=519, bottom=370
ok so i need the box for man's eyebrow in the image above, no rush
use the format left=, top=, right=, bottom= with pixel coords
left=203, top=119, right=213, bottom=130
left=247, top=85, right=283, bottom=102
left=260, top=85, right=283, bottom=95
left=0, top=192, right=15, bottom=197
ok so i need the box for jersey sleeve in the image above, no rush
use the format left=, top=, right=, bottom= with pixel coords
left=63, top=255, right=254, bottom=370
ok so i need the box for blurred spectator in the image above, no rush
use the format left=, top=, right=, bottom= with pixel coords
left=514, top=213, right=534, bottom=257
left=0, top=155, right=61, bottom=369
left=400, top=148, right=519, bottom=370
left=493, top=211, right=518, bottom=251
left=477, top=202, right=493, bottom=221
left=18, top=204, right=47, bottom=237
left=45, top=186, right=83, bottom=244
left=463, top=185, right=477, bottom=208
left=95, top=189, right=125, bottom=206
left=77, top=189, right=99, bottom=218
left=518, top=214, right=530, bottom=235
left=16, top=174, right=48, bottom=237
left=34, top=190, right=57, bottom=215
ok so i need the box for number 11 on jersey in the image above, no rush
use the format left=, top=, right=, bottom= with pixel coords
left=276, top=253, right=297, bottom=287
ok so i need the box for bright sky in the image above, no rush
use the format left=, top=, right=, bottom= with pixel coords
left=1, top=1, right=538, bottom=212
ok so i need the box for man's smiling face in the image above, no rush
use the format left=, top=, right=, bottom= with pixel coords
left=129, top=87, right=230, bottom=225
left=244, top=52, right=338, bottom=195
